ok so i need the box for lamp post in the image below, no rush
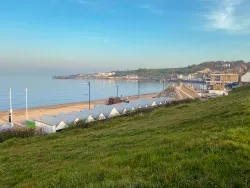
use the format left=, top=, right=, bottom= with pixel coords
left=26, top=88, right=28, bottom=120
left=116, top=85, right=119, bottom=98
left=9, top=88, right=13, bottom=125
left=138, top=80, right=140, bottom=98
left=162, top=79, right=165, bottom=91
left=85, top=81, right=91, bottom=109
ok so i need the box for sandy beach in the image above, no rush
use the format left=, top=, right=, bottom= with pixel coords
left=0, top=93, right=157, bottom=124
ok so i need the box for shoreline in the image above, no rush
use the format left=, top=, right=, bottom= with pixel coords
left=0, top=93, right=157, bottom=124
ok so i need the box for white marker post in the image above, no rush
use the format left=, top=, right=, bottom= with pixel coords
left=9, top=88, right=13, bottom=125
left=26, top=88, right=28, bottom=121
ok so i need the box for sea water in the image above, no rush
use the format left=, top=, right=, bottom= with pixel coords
left=0, top=75, right=205, bottom=111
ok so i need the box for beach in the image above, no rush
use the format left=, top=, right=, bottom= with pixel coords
left=0, top=93, right=157, bottom=124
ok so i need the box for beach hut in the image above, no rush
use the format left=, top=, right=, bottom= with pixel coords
left=37, top=115, right=67, bottom=132
left=86, top=115, right=95, bottom=123
left=94, top=105, right=120, bottom=118
left=113, top=103, right=128, bottom=114
left=153, top=98, right=164, bottom=105
left=123, top=103, right=135, bottom=112
left=129, top=101, right=142, bottom=110
left=90, top=109, right=106, bottom=121
left=145, top=99, right=157, bottom=107
left=58, top=114, right=79, bottom=126
left=70, top=110, right=94, bottom=123
left=35, top=120, right=56, bottom=134
left=137, top=99, right=152, bottom=108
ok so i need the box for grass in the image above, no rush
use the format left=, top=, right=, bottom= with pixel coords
left=1, top=86, right=250, bottom=187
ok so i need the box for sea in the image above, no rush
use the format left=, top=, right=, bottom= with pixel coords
left=0, top=75, right=205, bottom=111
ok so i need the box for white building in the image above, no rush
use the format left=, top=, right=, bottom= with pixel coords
left=241, top=72, right=250, bottom=83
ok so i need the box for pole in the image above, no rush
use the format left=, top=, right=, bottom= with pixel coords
left=163, top=79, right=165, bottom=91
left=88, top=82, right=90, bottom=110
left=9, top=88, right=13, bottom=124
left=138, top=81, right=140, bottom=98
left=26, top=88, right=28, bottom=120
left=117, top=85, right=119, bottom=98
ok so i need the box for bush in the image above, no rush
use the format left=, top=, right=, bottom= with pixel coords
left=0, top=127, right=36, bottom=143
left=165, top=98, right=199, bottom=107
left=75, top=120, right=90, bottom=129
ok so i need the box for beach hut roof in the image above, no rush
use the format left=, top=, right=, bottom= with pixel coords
left=90, top=108, right=105, bottom=119
left=59, top=114, right=78, bottom=125
left=113, top=103, right=127, bottom=113
left=123, top=103, right=135, bottom=111
left=70, top=110, right=92, bottom=120
left=129, top=101, right=141, bottom=109
left=94, top=105, right=113, bottom=116
left=137, top=98, right=152, bottom=107
left=39, top=116, right=62, bottom=126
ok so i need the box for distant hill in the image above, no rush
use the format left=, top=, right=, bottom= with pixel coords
left=114, top=60, right=250, bottom=78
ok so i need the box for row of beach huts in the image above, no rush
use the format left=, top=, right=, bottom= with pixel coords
left=1, top=97, right=174, bottom=134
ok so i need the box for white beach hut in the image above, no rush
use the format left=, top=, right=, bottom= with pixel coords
left=153, top=98, right=164, bottom=105
left=90, top=109, right=106, bottom=121
left=94, top=105, right=120, bottom=118
left=70, top=110, right=95, bottom=123
left=124, top=103, right=135, bottom=112
left=113, top=103, right=128, bottom=114
left=145, top=99, right=157, bottom=107
left=58, top=114, right=79, bottom=126
left=37, top=115, right=67, bottom=132
left=129, top=101, right=142, bottom=110
left=137, top=99, right=152, bottom=108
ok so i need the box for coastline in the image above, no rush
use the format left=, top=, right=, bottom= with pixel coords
left=0, top=93, right=157, bottom=124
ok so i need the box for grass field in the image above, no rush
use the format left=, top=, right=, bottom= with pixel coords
left=1, top=86, right=250, bottom=187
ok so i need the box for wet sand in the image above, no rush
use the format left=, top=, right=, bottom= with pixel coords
left=0, top=93, right=157, bottom=124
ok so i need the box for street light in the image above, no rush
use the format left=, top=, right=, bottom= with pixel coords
left=85, top=81, right=91, bottom=109
left=162, top=79, right=165, bottom=91
left=138, top=80, right=140, bottom=98
left=116, top=85, right=119, bottom=98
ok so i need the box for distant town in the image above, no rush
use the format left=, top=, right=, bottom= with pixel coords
left=53, top=60, right=250, bottom=88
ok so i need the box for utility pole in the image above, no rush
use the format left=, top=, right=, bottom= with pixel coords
left=85, top=81, right=91, bottom=109
left=162, top=79, right=165, bottom=91
left=26, top=88, right=28, bottom=121
left=88, top=81, right=90, bottom=110
left=9, top=88, right=13, bottom=125
left=116, top=85, right=119, bottom=98
left=138, top=80, right=140, bottom=98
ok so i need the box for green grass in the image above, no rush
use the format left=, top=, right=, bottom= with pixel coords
left=1, top=86, right=250, bottom=187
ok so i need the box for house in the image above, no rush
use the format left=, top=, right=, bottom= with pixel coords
left=241, top=72, right=250, bottom=83
left=210, top=73, right=239, bottom=85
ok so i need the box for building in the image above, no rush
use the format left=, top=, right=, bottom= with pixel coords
left=241, top=72, right=250, bottom=83
left=210, top=73, right=239, bottom=85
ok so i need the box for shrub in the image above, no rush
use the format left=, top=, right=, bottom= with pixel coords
left=0, top=127, right=36, bottom=143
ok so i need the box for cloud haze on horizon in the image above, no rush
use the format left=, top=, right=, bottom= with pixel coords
left=0, top=0, right=250, bottom=74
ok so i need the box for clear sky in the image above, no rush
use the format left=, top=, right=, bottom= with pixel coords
left=0, top=0, right=250, bottom=74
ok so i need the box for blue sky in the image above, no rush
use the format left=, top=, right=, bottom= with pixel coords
left=0, top=0, right=250, bottom=74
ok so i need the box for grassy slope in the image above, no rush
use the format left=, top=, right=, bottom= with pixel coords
left=1, top=87, right=250, bottom=188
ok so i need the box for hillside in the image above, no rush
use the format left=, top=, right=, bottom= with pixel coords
left=1, top=86, right=250, bottom=187
left=114, top=60, right=250, bottom=78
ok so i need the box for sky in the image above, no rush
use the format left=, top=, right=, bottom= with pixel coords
left=0, top=0, right=250, bottom=75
